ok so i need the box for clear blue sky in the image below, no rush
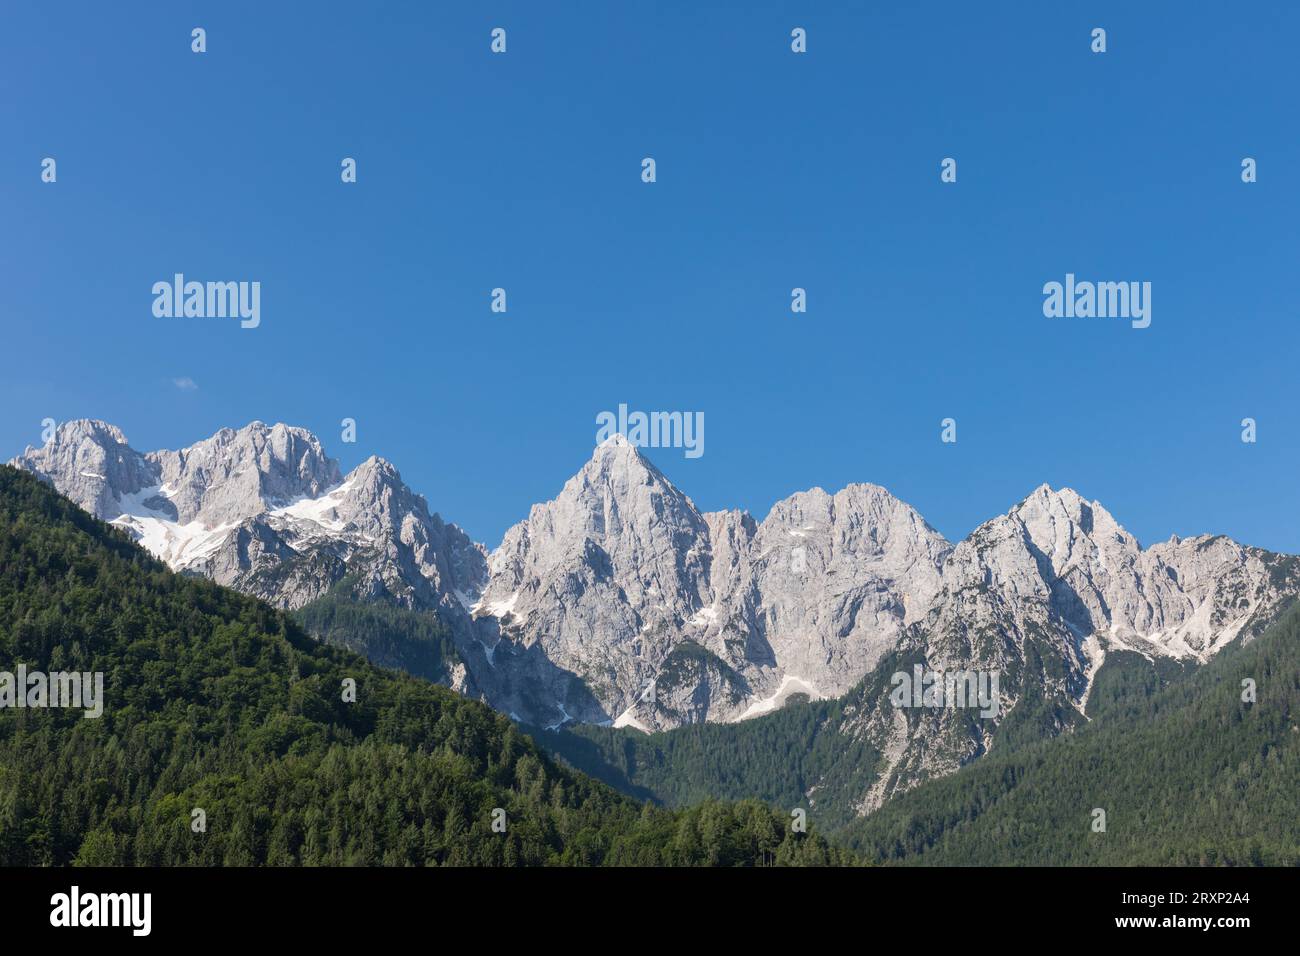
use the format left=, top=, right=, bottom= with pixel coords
left=3, top=2, right=1298, bottom=552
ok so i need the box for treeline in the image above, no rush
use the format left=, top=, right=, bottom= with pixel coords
left=0, top=466, right=852, bottom=867
left=532, top=631, right=1198, bottom=835
left=838, top=604, right=1300, bottom=865
left=534, top=608, right=1297, bottom=865
left=532, top=691, right=881, bottom=833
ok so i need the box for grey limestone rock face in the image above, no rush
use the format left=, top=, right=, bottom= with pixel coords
left=15, top=423, right=1298, bottom=766
left=11, top=420, right=155, bottom=519
left=474, top=438, right=954, bottom=730
left=471, top=435, right=715, bottom=728
left=838, top=484, right=1300, bottom=810
left=147, top=422, right=342, bottom=527
left=11, top=419, right=489, bottom=653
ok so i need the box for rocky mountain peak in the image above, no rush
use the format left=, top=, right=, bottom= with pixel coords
left=13, top=418, right=1300, bottom=751
left=1012, top=484, right=1122, bottom=536
left=345, top=455, right=405, bottom=496
left=8, top=420, right=488, bottom=628
left=143, top=422, right=339, bottom=527
left=55, top=418, right=131, bottom=448
left=528, top=436, right=709, bottom=554
left=596, top=432, right=635, bottom=450
left=474, top=444, right=959, bottom=728
left=11, top=418, right=154, bottom=517
left=580, top=433, right=675, bottom=489
left=1018, top=486, right=1134, bottom=582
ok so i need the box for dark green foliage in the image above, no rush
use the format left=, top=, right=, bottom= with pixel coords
left=536, top=601, right=1300, bottom=866
left=838, top=604, right=1300, bottom=865
left=655, top=640, right=733, bottom=684
left=1083, top=649, right=1194, bottom=723
left=531, top=621, right=1108, bottom=831
left=0, top=466, right=852, bottom=867
left=293, top=592, right=460, bottom=685
left=655, top=640, right=746, bottom=696
left=533, top=692, right=880, bottom=833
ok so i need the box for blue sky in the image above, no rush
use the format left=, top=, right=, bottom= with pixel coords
left=3, top=1, right=1298, bottom=552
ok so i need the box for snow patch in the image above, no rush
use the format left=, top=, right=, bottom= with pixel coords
left=104, top=479, right=374, bottom=570
left=1077, top=630, right=1107, bottom=715
left=453, top=588, right=482, bottom=612
left=734, top=675, right=822, bottom=721
left=270, top=479, right=354, bottom=532
left=687, top=606, right=718, bottom=627
left=108, top=484, right=236, bottom=568
left=544, top=702, right=572, bottom=732
left=613, top=706, right=652, bottom=733
left=474, top=592, right=519, bottom=619
left=111, top=514, right=235, bottom=567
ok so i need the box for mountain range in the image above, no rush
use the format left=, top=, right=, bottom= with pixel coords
left=0, top=464, right=846, bottom=866
left=14, top=419, right=1300, bottom=811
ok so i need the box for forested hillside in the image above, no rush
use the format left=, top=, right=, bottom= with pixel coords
left=0, top=466, right=851, bottom=867
left=533, top=642, right=1196, bottom=833
left=839, top=605, right=1300, bottom=865
left=293, top=592, right=461, bottom=687
left=532, top=692, right=877, bottom=831
left=539, top=604, right=1298, bottom=865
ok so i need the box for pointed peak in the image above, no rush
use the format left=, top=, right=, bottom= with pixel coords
left=357, top=454, right=399, bottom=474
left=586, top=434, right=666, bottom=479
left=1017, top=483, right=1088, bottom=509
left=595, top=432, right=638, bottom=453
left=1031, top=482, right=1074, bottom=497
left=524, top=432, right=695, bottom=518
left=1010, top=483, right=1130, bottom=544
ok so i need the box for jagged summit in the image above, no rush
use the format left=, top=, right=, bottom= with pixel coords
left=36, top=418, right=131, bottom=450
left=1009, top=484, right=1115, bottom=532
left=472, top=446, right=953, bottom=729
left=596, top=432, right=635, bottom=450
left=348, top=454, right=403, bottom=485
left=587, top=432, right=665, bottom=472
left=1014, top=482, right=1103, bottom=513
left=9, top=420, right=487, bottom=628
left=11, top=417, right=1299, bottom=753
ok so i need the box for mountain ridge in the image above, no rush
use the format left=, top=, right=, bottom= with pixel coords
left=0, top=463, right=850, bottom=867
left=13, top=417, right=1299, bottom=810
